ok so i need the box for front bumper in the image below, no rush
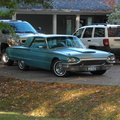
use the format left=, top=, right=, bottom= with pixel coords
left=63, top=64, right=113, bottom=72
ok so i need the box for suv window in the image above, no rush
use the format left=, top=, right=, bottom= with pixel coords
left=94, top=28, right=105, bottom=37
left=75, top=28, right=84, bottom=38
left=8, top=22, right=37, bottom=33
left=108, top=27, right=120, bottom=37
left=83, top=28, right=93, bottom=38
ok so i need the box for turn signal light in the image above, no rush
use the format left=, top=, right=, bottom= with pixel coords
left=103, top=39, right=109, bottom=46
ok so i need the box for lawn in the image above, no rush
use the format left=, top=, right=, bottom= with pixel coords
left=0, top=75, right=120, bottom=120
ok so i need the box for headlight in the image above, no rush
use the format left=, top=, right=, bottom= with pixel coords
left=67, top=57, right=80, bottom=63
left=7, top=36, right=20, bottom=46
left=107, top=55, right=115, bottom=63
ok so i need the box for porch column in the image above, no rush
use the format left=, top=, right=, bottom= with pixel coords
left=53, top=14, right=57, bottom=34
left=76, top=15, right=80, bottom=30
left=12, top=13, right=16, bottom=20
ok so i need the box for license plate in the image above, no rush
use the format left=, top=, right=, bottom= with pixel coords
left=88, top=66, right=96, bottom=71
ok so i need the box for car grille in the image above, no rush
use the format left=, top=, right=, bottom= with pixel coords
left=80, top=60, right=107, bottom=65
left=70, top=60, right=107, bottom=66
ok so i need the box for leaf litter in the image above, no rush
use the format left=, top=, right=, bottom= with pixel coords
left=0, top=75, right=120, bottom=120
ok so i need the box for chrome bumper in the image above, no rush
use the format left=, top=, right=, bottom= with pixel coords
left=63, top=64, right=113, bottom=72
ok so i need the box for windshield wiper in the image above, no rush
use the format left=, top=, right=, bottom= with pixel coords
left=25, top=31, right=35, bottom=33
left=15, top=31, right=35, bottom=33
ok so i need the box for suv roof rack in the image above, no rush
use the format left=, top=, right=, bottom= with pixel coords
left=91, top=23, right=119, bottom=26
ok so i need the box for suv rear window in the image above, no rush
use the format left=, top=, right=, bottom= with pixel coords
left=108, top=27, right=120, bottom=37
left=94, top=28, right=105, bottom=37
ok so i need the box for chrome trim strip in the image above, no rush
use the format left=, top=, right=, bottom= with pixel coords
left=65, top=58, right=107, bottom=65
left=80, top=58, right=107, bottom=61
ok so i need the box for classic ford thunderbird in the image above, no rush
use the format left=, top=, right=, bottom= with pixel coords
left=2, top=34, right=115, bottom=77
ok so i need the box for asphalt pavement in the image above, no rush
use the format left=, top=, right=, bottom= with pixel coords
left=0, top=61, right=120, bottom=86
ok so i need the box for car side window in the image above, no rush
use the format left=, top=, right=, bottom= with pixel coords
left=31, top=37, right=46, bottom=48
left=83, top=28, right=93, bottom=38
left=74, top=28, right=84, bottom=38
left=94, top=28, right=105, bottom=37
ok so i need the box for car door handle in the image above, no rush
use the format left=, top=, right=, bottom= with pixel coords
left=88, top=40, right=91, bottom=42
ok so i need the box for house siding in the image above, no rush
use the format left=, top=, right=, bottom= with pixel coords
left=17, top=14, right=107, bottom=34
left=13, top=0, right=115, bottom=34
left=17, top=14, right=53, bottom=34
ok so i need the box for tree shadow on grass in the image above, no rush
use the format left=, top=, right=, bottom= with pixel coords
left=0, top=78, right=120, bottom=120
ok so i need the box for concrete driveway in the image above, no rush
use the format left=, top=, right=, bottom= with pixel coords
left=0, top=61, right=120, bottom=86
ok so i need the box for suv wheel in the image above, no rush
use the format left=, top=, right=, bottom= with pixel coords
left=1, top=51, right=14, bottom=66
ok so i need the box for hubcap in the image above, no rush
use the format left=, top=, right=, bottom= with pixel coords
left=54, top=61, right=66, bottom=76
left=2, top=53, right=9, bottom=63
left=18, top=61, right=25, bottom=69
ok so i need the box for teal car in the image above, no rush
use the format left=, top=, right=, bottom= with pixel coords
left=2, top=34, right=115, bottom=77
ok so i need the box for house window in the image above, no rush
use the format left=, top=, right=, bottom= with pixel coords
left=87, top=17, right=92, bottom=25
left=66, top=20, right=72, bottom=35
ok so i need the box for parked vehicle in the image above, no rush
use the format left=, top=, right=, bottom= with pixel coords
left=73, top=24, right=120, bottom=59
left=0, top=20, right=42, bottom=55
left=3, top=34, right=115, bottom=77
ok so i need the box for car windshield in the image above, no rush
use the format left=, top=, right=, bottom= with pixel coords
left=8, top=22, right=37, bottom=33
left=108, top=27, right=120, bottom=37
left=47, top=36, right=85, bottom=49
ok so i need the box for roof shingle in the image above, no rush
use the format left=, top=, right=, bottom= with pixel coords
left=19, top=0, right=120, bottom=11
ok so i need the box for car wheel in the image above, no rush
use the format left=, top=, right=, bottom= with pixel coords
left=90, top=70, right=106, bottom=75
left=1, top=51, right=14, bottom=66
left=52, top=59, right=69, bottom=77
left=18, top=60, right=29, bottom=71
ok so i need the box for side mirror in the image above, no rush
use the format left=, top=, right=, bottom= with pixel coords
left=38, top=45, right=46, bottom=49
left=37, top=27, right=42, bottom=33
left=39, top=45, right=44, bottom=48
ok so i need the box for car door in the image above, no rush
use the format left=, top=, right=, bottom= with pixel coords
left=27, top=37, right=50, bottom=69
left=80, top=27, right=93, bottom=48
left=92, top=27, right=106, bottom=48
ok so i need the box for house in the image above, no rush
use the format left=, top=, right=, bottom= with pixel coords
left=2, top=0, right=120, bottom=34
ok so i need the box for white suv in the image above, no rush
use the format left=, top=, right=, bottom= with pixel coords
left=73, top=24, right=120, bottom=58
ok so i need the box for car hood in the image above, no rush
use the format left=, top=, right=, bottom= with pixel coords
left=52, top=47, right=112, bottom=58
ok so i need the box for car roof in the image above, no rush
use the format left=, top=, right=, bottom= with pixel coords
left=30, top=34, right=75, bottom=38
left=24, top=34, right=76, bottom=47
left=0, top=20, right=27, bottom=23
left=80, top=24, right=120, bottom=29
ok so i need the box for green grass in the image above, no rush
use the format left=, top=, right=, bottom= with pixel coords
left=0, top=75, right=120, bottom=120
left=0, top=112, right=62, bottom=120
